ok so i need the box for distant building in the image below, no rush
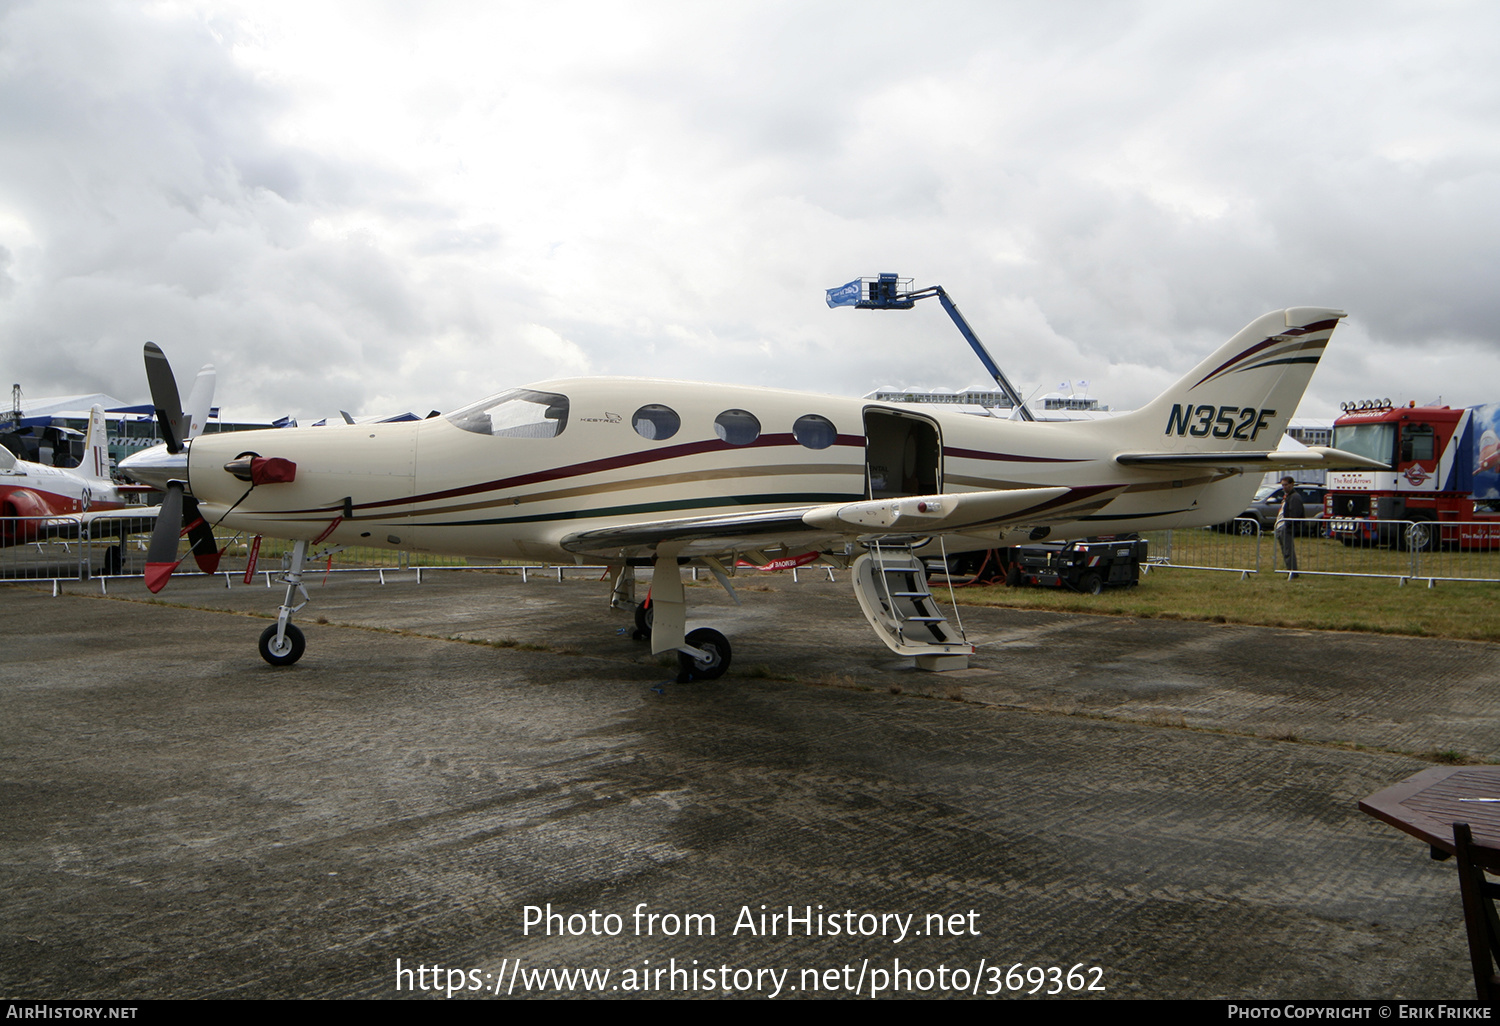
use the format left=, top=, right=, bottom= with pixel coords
left=865, top=387, right=1016, bottom=408
left=1285, top=418, right=1332, bottom=447
left=1266, top=418, right=1335, bottom=487
left=864, top=386, right=1114, bottom=421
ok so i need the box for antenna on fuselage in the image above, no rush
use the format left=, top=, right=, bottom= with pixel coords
left=825, top=273, right=1034, bottom=421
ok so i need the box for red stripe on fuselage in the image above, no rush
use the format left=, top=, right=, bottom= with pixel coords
left=270, top=433, right=867, bottom=516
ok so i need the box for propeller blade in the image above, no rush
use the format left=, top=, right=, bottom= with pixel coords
left=144, top=482, right=185, bottom=593
left=182, top=496, right=221, bottom=575
left=144, top=342, right=186, bottom=454
left=183, top=364, right=216, bottom=441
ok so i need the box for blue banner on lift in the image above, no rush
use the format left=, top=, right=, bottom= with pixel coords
left=825, top=279, right=862, bottom=308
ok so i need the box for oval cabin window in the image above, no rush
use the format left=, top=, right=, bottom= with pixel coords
left=632, top=404, right=680, bottom=441
left=793, top=414, right=837, bottom=450
left=714, top=409, right=761, bottom=446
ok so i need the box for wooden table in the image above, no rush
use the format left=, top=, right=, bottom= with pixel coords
left=1361, top=766, right=1500, bottom=999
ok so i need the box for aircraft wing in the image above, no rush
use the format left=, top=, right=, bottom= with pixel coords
left=37, top=508, right=162, bottom=539
left=15, top=508, right=160, bottom=548
left=1114, top=446, right=1387, bottom=471
left=78, top=508, right=161, bottom=533
left=560, top=486, right=1074, bottom=559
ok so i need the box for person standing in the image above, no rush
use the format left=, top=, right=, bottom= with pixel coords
left=1275, top=476, right=1306, bottom=579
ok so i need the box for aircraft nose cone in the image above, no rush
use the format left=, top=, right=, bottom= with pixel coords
left=119, top=442, right=190, bottom=493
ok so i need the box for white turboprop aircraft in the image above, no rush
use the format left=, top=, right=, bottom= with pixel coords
left=120, top=309, right=1384, bottom=675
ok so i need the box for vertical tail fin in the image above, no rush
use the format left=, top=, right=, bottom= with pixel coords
left=82, top=404, right=113, bottom=481
left=1118, top=307, right=1345, bottom=451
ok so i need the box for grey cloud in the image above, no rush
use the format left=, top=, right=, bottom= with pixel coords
left=4, top=0, right=1500, bottom=422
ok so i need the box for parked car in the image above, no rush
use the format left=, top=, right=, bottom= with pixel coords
left=1216, top=485, right=1326, bottom=535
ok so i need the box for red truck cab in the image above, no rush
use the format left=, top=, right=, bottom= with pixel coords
left=1325, top=401, right=1500, bottom=549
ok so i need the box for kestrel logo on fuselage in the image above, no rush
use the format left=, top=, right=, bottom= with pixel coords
left=1164, top=404, right=1276, bottom=441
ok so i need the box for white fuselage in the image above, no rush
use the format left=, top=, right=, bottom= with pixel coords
left=176, top=377, right=1258, bottom=560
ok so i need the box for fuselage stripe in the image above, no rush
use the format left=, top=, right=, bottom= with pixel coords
left=942, top=446, right=1088, bottom=464
left=416, top=492, right=864, bottom=528
left=267, top=433, right=866, bottom=516
left=1191, top=321, right=1337, bottom=389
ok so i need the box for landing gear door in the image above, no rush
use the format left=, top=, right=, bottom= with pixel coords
left=863, top=408, right=943, bottom=500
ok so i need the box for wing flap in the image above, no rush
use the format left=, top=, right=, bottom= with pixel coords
left=560, top=507, right=833, bottom=558
left=803, top=487, right=1069, bottom=533
left=560, top=487, right=1073, bottom=559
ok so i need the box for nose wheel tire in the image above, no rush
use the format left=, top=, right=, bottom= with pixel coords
left=259, top=623, right=306, bottom=666
left=677, top=628, right=731, bottom=682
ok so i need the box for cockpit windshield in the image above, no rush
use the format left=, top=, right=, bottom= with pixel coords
left=445, top=389, right=569, bottom=439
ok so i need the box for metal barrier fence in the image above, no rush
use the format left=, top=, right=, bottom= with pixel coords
left=2, top=514, right=842, bottom=591
left=0, top=515, right=590, bottom=589
left=1144, top=517, right=1500, bottom=584
left=0, top=516, right=96, bottom=580
left=17, top=512, right=1493, bottom=590
left=1141, top=517, right=1264, bottom=575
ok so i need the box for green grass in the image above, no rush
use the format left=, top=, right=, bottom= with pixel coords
left=952, top=567, right=1500, bottom=642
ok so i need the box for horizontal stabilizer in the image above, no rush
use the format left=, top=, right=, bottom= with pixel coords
left=1115, top=446, right=1388, bottom=471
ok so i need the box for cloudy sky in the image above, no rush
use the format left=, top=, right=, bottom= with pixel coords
left=3, top=1, right=1499, bottom=423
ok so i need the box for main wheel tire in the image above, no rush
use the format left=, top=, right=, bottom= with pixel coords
left=677, top=628, right=731, bottom=682
left=1078, top=571, right=1104, bottom=596
left=633, top=601, right=653, bottom=642
left=258, top=623, right=305, bottom=666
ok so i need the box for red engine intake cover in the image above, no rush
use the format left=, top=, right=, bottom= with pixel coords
left=249, top=457, right=297, bottom=485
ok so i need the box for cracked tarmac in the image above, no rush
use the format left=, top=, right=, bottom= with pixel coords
left=3, top=567, right=1497, bottom=999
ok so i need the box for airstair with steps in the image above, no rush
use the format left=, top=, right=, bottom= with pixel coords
left=850, top=539, right=972, bottom=670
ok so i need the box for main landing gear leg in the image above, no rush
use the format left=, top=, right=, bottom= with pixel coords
left=259, top=538, right=309, bottom=666
left=609, top=563, right=637, bottom=609
left=648, top=545, right=732, bottom=684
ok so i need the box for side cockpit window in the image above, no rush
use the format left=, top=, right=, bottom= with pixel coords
left=446, top=389, right=569, bottom=438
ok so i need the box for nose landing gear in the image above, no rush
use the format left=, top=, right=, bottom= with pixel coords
left=260, top=538, right=310, bottom=666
